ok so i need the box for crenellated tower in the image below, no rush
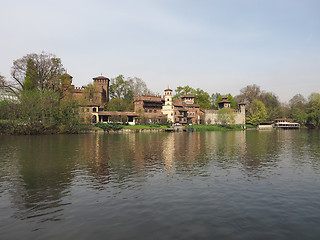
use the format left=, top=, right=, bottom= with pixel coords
left=93, top=75, right=110, bottom=103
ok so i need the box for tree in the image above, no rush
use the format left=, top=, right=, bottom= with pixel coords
left=217, top=108, right=235, bottom=126
left=173, top=85, right=212, bottom=109
left=194, top=88, right=211, bottom=109
left=173, top=85, right=194, bottom=100
left=127, top=77, right=153, bottom=96
left=107, top=98, right=131, bottom=111
left=246, top=99, right=267, bottom=126
left=236, top=84, right=261, bottom=109
left=289, top=94, right=307, bottom=124
left=259, top=92, right=282, bottom=120
left=11, top=52, right=65, bottom=92
left=109, top=75, right=128, bottom=99
left=289, top=94, right=307, bottom=109
left=211, top=93, right=221, bottom=109
left=306, top=93, right=320, bottom=128
left=83, top=83, right=98, bottom=102
left=0, top=74, right=4, bottom=86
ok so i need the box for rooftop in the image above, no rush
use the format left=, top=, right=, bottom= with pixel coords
left=93, top=76, right=110, bottom=80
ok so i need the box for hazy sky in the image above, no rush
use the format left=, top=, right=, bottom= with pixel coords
left=1, top=0, right=319, bottom=102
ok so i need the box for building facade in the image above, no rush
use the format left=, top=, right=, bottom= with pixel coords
left=133, top=89, right=202, bottom=125
left=72, top=75, right=110, bottom=105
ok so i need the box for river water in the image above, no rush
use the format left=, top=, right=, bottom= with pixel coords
left=1, top=130, right=320, bottom=239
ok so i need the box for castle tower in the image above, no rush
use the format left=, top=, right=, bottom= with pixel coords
left=239, top=102, right=246, bottom=114
left=93, top=76, right=110, bottom=104
left=218, top=97, right=231, bottom=109
left=162, top=88, right=174, bottom=123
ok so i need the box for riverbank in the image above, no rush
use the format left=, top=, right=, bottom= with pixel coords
left=0, top=122, right=251, bottom=135
left=93, top=124, right=246, bottom=134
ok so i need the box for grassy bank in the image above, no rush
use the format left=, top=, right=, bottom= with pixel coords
left=186, top=124, right=245, bottom=131
left=123, top=125, right=169, bottom=130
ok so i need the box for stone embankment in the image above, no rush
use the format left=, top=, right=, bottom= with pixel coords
left=93, top=126, right=191, bottom=134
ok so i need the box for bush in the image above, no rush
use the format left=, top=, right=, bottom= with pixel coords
left=95, top=122, right=123, bottom=132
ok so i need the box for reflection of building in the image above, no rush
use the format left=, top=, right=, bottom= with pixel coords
left=162, top=133, right=175, bottom=172
left=204, top=97, right=246, bottom=125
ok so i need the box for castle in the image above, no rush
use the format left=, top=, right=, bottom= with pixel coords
left=70, top=75, right=245, bottom=126
left=204, top=97, right=246, bottom=125
left=71, top=75, right=110, bottom=105
left=134, top=89, right=202, bottom=125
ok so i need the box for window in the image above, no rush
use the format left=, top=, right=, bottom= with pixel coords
left=149, top=110, right=152, bottom=113
left=154, top=110, right=156, bottom=113
left=145, top=109, right=148, bottom=113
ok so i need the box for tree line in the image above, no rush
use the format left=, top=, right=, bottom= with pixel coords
left=1, top=52, right=320, bottom=134
left=170, top=84, right=320, bottom=128
left=0, top=52, right=155, bottom=134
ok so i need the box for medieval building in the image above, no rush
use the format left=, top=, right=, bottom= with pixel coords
left=204, top=97, right=246, bottom=125
left=133, top=89, right=202, bottom=125
left=71, top=75, right=110, bottom=105
left=71, top=75, right=137, bottom=125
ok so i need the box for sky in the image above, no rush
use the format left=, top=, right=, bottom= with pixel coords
left=1, top=0, right=319, bottom=102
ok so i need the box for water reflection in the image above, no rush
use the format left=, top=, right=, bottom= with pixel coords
left=1, top=130, right=320, bottom=239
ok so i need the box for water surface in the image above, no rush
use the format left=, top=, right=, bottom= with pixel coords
left=1, top=130, right=320, bottom=239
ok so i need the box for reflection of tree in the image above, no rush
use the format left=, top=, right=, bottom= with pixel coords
left=7, top=135, right=77, bottom=222
left=242, top=131, right=281, bottom=174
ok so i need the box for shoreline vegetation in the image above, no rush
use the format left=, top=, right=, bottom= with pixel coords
left=1, top=52, right=320, bottom=135
left=0, top=121, right=250, bottom=135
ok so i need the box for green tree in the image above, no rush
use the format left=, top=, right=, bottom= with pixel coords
left=259, top=92, right=282, bottom=120
left=83, top=83, right=98, bottom=102
left=246, top=99, right=267, bottom=126
left=107, top=98, right=131, bottom=111
left=173, top=86, right=211, bottom=109
left=289, top=94, right=307, bottom=124
left=217, top=108, right=235, bottom=126
left=173, top=85, right=194, bottom=100
left=306, top=93, right=320, bottom=128
left=211, top=93, right=221, bottom=109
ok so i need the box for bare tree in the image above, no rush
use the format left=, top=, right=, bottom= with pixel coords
left=11, top=52, right=65, bottom=91
left=236, top=84, right=261, bottom=109
left=127, top=77, right=153, bottom=96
